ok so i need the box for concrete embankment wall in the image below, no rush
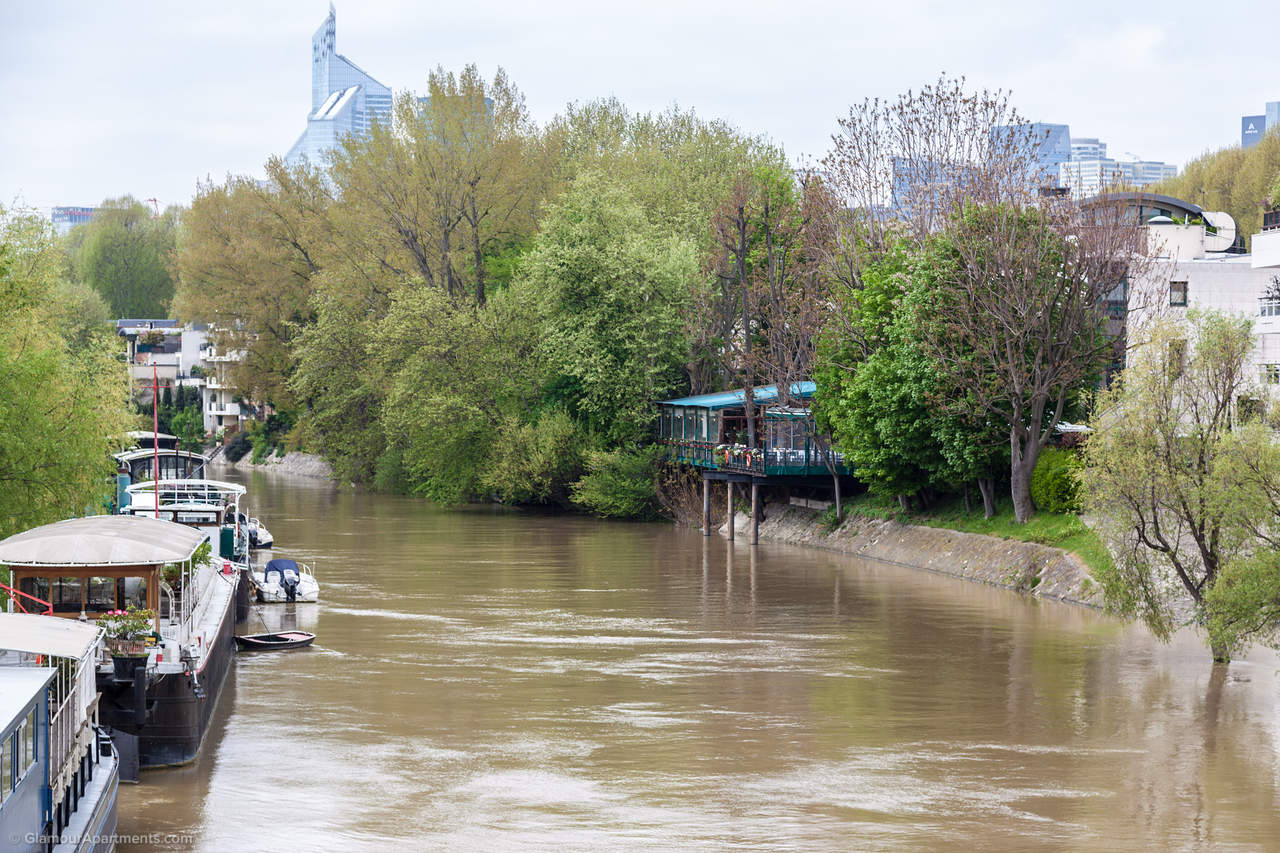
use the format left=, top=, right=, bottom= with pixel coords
left=207, top=446, right=334, bottom=480
left=725, top=503, right=1105, bottom=609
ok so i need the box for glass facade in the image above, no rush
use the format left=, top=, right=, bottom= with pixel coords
left=286, top=5, right=393, bottom=167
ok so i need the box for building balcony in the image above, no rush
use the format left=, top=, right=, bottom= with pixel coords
left=1252, top=227, right=1280, bottom=269
left=207, top=402, right=241, bottom=417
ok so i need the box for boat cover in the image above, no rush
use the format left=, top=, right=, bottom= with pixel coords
left=264, top=558, right=299, bottom=575
left=0, top=515, right=205, bottom=567
left=0, top=613, right=103, bottom=658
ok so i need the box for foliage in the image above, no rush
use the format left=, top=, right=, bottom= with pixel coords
left=0, top=206, right=131, bottom=537
left=1154, top=128, right=1280, bottom=249
left=1082, top=311, right=1268, bottom=659
left=223, top=431, right=252, bottom=464
left=70, top=196, right=178, bottom=318
left=169, top=405, right=205, bottom=452
left=99, top=606, right=155, bottom=655
left=572, top=445, right=663, bottom=519
left=480, top=409, right=585, bottom=505
left=515, top=172, right=696, bottom=445
left=1029, top=448, right=1083, bottom=513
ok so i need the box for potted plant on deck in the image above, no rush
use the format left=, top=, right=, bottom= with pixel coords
left=100, top=605, right=156, bottom=679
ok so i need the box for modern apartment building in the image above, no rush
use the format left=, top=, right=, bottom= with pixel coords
left=284, top=4, right=393, bottom=166
left=1059, top=136, right=1178, bottom=199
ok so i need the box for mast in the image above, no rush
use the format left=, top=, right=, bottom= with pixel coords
left=152, top=364, right=160, bottom=518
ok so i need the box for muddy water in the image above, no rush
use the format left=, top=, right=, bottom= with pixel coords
left=117, top=468, right=1280, bottom=851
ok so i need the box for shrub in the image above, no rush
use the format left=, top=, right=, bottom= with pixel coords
left=1030, top=447, right=1083, bottom=513
left=224, top=431, right=252, bottom=463
left=572, top=445, right=663, bottom=519
left=373, top=446, right=409, bottom=494
left=480, top=409, right=585, bottom=506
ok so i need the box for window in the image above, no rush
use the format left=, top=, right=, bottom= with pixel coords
left=88, top=577, right=116, bottom=611
left=1262, top=364, right=1280, bottom=385
left=1262, top=299, right=1280, bottom=318
left=1170, top=280, right=1188, bottom=307
left=52, top=577, right=82, bottom=614
left=118, top=577, right=148, bottom=610
left=18, top=576, right=49, bottom=609
left=2, top=729, right=10, bottom=802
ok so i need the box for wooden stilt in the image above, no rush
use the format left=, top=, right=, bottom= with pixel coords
left=702, top=477, right=711, bottom=537
left=750, top=482, right=759, bottom=545
left=726, top=481, right=735, bottom=541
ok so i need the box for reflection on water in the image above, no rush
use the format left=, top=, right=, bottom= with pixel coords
left=118, top=466, right=1280, bottom=851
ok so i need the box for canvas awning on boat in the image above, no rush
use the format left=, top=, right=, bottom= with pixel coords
left=0, top=613, right=102, bottom=659
left=0, top=515, right=205, bottom=568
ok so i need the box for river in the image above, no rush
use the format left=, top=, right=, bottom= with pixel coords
left=117, top=466, right=1280, bottom=851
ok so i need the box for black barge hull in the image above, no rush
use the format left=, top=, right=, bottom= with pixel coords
left=97, top=572, right=240, bottom=769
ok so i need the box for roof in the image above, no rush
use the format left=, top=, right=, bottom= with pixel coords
left=660, top=382, right=818, bottom=411
left=114, top=448, right=206, bottom=464
left=0, top=613, right=102, bottom=659
left=1083, top=191, right=1204, bottom=217
left=0, top=667, right=56, bottom=729
left=0, top=515, right=205, bottom=568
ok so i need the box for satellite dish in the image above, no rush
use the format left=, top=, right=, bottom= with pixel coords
left=1203, top=211, right=1237, bottom=252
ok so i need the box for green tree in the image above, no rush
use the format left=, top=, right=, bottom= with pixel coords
left=72, top=196, right=177, bottom=318
left=515, top=172, right=697, bottom=445
left=0, top=206, right=131, bottom=537
left=1082, top=311, right=1267, bottom=662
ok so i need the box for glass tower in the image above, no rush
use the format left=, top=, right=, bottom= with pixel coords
left=285, top=5, right=393, bottom=166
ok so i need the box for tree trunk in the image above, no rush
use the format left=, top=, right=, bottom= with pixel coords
left=832, top=474, right=843, bottom=524
left=977, top=478, right=996, bottom=519
left=897, top=494, right=910, bottom=512
left=963, top=485, right=972, bottom=514
left=1010, top=429, right=1041, bottom=524
left=1211, top=642, right=1231, bottom=664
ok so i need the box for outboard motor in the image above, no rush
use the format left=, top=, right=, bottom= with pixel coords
left=283, top=573, right=299, bottom=602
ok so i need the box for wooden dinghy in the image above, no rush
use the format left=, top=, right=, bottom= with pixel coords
left=235, top=630, right=316, bottom=651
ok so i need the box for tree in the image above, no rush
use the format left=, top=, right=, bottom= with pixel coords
left=72, top=196, right=177, bottom=318
left=914, top=201, right=1145, bottom=523
left=819, top=76, right=1150, bottom=523
left=173, top=160, right=329, bottom=408
left=0, top=206, right=131, bottom=537
left=1082, top=311, right=1269, bottom=662
left=515, top=171, right=696, bottom=446
left=331, top=65, right=548, bottom=306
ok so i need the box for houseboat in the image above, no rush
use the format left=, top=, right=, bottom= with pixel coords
left=0, top=614, right=119, bottom=852
left=0, top=513, right=241, bottom=770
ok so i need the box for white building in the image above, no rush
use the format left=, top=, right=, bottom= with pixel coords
left=1129, top=212, right=1280, bottom=384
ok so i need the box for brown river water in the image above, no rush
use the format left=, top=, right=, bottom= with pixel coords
left=117, top=466, right=1280, bottom=851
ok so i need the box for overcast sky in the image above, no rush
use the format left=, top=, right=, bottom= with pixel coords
left=2, top=0, right=1277, bottom=213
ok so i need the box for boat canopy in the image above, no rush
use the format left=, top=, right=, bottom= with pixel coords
left=264, top=558, right=298, bottom=574
left=125, top=478, right=245, bottom=502
left=113, top=448, right=207, bottom=464
left=0, top=515, right=205, bottom=567
left=0, top=612, right=103, bottom=658
left=659, top=382, right=817, bottom=411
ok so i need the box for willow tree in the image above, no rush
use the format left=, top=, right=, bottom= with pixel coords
left=1083, top=311, right=1273, bottom=662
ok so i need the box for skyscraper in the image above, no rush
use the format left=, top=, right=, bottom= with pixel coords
left=285, top=5, right=393, bottom=166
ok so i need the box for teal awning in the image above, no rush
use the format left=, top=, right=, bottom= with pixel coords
left=659, top=382, right=817, bottom=411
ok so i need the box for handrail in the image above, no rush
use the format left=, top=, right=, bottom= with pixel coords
left=0, top=581, right=52, bottom=615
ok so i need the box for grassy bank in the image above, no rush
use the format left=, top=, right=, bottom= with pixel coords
left=836, top=492, right=1115, bottom=577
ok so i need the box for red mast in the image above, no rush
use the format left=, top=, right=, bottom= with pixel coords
left=152, top=364, right=160, bottom=518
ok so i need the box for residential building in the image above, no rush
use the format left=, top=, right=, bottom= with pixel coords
left=284, top=4, right=393, bottom=166
left=1127, top=205, right=1280, bottom=387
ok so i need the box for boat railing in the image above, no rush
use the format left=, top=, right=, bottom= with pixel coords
left=49, top=647, right=100, bottom=809
left=0, top=581, right=52, bottom=615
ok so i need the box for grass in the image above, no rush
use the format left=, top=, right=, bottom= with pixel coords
left=838, top=491, right=1115, bottom=578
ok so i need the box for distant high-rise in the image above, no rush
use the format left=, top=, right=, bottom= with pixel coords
left=51, top=206, right=95, bottom=235
left=1241, top=102, right=1280, bottom=148
left=285, top=5, right=393, bottom=166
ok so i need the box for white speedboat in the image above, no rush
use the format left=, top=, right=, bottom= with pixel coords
left=249, top=517, right=274, bottom=548
left=253, top=558, right=319, bottom=603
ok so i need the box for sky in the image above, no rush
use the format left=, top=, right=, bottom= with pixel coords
left=2, top=0, right=1278, bottom=214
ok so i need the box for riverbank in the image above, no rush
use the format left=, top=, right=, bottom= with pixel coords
left=727, top=502, right=1105, bottom=609
left=206, top=445, right=334, bottom=480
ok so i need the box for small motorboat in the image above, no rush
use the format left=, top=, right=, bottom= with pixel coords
left=252, top=558, right=319, bottom=603
left=235, top=630, right=316, bottom=651
left=249, top=517, right=274, bottom=548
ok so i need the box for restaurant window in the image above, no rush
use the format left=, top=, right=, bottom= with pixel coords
left=87, top=577, right=116, bottom=611
left=1169, top=280, right=1188, bottom=307
left=117, top=577, right=148, bottom=610
left=52, top=577, right=82, bottom=614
